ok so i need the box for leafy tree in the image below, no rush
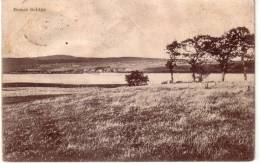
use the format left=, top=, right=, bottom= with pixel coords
left=181, top=35, right=212, bottom=82
left=165, top=41, right=181, bottom=83
left=125, top=70, right=149, bottom=86
left=206, top=34, right=238, bottom=81
left=226, top=27, right=255, bottom=80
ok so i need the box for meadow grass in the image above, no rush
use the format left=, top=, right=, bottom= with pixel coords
left=2, top=81, right=254, bottom=161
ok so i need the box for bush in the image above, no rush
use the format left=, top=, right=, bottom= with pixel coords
left=125, top=71, right=149, bottom=86
left=191, top=65, right=210, bottom=82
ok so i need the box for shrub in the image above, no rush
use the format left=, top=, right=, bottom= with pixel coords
left=125, top=71, right=149, bottom=86
left=192, top=65, right=210, bottom=82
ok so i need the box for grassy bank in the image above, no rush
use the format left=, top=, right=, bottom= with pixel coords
left=2, top=82, right=254, bottom=161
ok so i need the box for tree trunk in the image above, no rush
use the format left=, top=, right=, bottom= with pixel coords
left=192, top=72, right=196, bottom=82
left=222, top=71, right=225, bottom=82
left=199, top=73, right=203, bottom=82
left=241, top=53, right=247, bottom=81
left=244, top=67, right=247, bottom=81
left=170, top=70, right=174, bottom=83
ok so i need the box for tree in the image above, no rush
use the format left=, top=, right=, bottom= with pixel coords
left=165, top=41, right=181, bottom=83
left=225, top=27, right=255, bottom=80
left=125, top=70, right=149, bottom=86
left=206, top=34, right=238, bottom=81
left=181, top=35, right=212, bottom=82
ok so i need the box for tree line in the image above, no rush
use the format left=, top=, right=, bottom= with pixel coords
left=125, top=26, right=254, bottom=86
left=166, top=26, right=255, bottom=82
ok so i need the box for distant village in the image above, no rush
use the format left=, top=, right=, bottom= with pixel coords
left=17, top=66, right=133, bottom=74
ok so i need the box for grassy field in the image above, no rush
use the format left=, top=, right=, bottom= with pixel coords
left=2, top=81, right=254, bottom=161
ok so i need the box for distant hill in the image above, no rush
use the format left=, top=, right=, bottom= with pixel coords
left=3, top=55, right=168, bottom=73
left=36, top=55, right=79, bottom=60
left=2, top=55, right=254, bottom=74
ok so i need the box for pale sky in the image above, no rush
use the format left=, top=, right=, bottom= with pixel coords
left=2, top=0, right=254, bottom=58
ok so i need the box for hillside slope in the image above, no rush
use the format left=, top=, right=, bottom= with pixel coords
left=2, top=55, right=254, bottom=74
left=3, top=56, right=168, bottom=73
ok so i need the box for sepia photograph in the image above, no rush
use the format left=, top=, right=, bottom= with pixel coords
left=1, top=0, right=255, bottom=161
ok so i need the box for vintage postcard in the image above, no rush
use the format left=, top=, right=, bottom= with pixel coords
left=2, top=0, right=255, bottom=161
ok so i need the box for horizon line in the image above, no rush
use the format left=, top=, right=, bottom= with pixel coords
left=3, top=54, right=169, bottom=59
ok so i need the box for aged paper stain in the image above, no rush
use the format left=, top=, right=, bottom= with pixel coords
left=2, top=0, right=254, bottom=58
